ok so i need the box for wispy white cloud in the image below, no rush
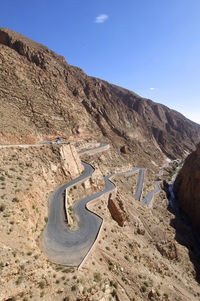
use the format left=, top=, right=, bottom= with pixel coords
left=95, top=14, right=109, bottom=23
left=150, top=87, right=156, bottom=91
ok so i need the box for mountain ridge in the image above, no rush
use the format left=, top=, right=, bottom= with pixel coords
left=0, top=27, right=200, bottom=164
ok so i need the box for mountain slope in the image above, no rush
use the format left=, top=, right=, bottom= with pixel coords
left=0, top=27, right=200, bottom=164
left=105, top=82, right=200, bottom=158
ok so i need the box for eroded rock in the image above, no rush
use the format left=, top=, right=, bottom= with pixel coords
left=156, top=241, right=179, bottom=260
left=59, top=144, right=84, bottom=179
left=108, top=194, right=127, bottom=227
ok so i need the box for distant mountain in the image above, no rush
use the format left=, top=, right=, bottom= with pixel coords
left=0, top=27, right=199, bottom=165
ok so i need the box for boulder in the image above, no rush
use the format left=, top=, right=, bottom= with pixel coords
left=108, top=194, right=127, bottom=227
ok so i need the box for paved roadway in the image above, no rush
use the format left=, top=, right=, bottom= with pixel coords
left=0, top=141, right=64, bottom=148
left=141, top=161, right=172, bottom=206
left=78, top=142, right=110, bottom=156
left=134, top=168, right=146, bottom=201
left=0, top=143, right=43, bottom=148
left=42, top=160, right=139, bottom=266
left=141, top=181, right=160, bottom=206
left=42, top=161, right=97, bottom=266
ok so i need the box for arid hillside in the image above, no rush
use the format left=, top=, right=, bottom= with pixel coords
left=1, top=28, right=200, bottom=301
left=1, top=143, right=200, bottom=301
left=0, top=27, right=200, bottom=166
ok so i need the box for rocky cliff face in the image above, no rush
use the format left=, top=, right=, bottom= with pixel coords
left=0, top=27, right=200, bottom=165
left=174, top=143, right=200, bottom=231
left=59, top=144, right=83, bottom=178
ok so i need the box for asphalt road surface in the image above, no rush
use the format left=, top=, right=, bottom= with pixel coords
left=78, top=142, right=109, bottom=156
left=134, top=168, right=146, bottom=201
left=141, top=181, right=160, bottom=206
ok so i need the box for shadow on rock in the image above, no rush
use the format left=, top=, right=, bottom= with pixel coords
left=167, top=194, right=200, bottom=283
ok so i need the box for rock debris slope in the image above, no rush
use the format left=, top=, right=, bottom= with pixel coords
left=0, top=27, right=200, bottom=165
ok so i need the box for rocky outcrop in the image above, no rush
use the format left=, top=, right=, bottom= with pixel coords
left=174, top=143, right=200, bottom=231
left=108, top=194, right=127, bottom=227
left=135, top=222, right=146, bottom=235
left=0, top=27, right=200, bottom=166
left=59, top=144, right=83, bottom=179
left=156, top=241, right=179, bottom=260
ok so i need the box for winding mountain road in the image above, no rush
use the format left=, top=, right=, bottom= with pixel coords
left=42, top=159, right=139, bottom=266
left=40, top=142, right=162, bottom=266
left=42, top=161, right=100, bottom=266
left=0, top=141, right=163, bottom=265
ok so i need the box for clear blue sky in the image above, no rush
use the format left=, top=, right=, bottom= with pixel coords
left=1, top=0, right=200, bottom=124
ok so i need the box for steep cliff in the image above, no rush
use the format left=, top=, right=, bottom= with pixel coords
left=174, top=143, right=200, bottom=230
left=0, top=27, right=200, bottom=166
